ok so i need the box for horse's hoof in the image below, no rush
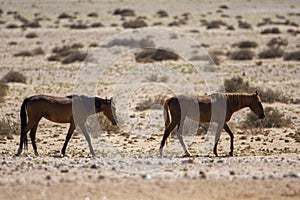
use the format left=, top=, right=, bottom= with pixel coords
left=228, top=152, right=233, bottom=157
left=183, top=152, right=192, bottom=157
left=159, top=148, right=163, bottom=157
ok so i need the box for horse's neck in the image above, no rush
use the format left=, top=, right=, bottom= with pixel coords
left=228, top=94, right=252, bottom=113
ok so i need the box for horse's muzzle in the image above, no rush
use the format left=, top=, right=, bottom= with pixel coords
left=259, top=113, right=265, bottom=119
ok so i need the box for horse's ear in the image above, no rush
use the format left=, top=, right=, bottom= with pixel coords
left=255, top=90, right=260, bottom=96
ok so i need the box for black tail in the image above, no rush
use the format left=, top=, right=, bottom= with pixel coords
left=20, top=98, right=29, bottom=150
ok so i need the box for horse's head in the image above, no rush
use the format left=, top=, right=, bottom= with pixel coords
left=249, top=91, right=265, bottom=119
left=101, top=97, right=118, bottom=125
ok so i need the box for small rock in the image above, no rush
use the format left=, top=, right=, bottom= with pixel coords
left=199, top=171, right=206, bottom=179
left=61, top=169, right=69, bottom=173
left=90, top=164, right=98, bottom=169
left=141, top=174, right=151, bottom=180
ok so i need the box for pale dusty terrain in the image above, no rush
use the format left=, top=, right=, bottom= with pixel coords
left=0, top=0, right=300, bottom=199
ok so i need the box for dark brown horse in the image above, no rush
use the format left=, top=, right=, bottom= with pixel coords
left=159, top=91, right=265, bottom=157
left=16, top=94, right=117, bottom=157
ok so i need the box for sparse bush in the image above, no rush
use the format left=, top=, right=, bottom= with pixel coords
left=258, top=47, right=284, bottom=59
left=70, top=23, right=88, bottom=29
left=58, top=12, right=74, bottom=19
left=13, top=50, right=33, bottom=57
left=2, top=71, right=27, bottom=83
left=90, top=22, right=104, bottom=28
left=261, top=27, right=281, bottom=34
left=0, top=118, right=19, bottom=136
left=224, top=76, right=290, bottom=103
left=0, top=81, right=8, bottom=102
left=113, top=8, right=135, bottom=17
left=135, top=48, right=179, bottom=63
left=206, top=20, right=227, bottom=29
left=48, top=44, right=87, bottom=64
left=242, top=107, right=291, bottom=128
left=104, top=38, right=155, bottom=48
left=267, top=37, right=288, bottom=48
left=238, top=20, right=252, bottom=29
left=283, top=50, right=300, bottom=61
left=87, top=12, right=98, bottom=17
left=233, top=41, right=258, bottom=48
left=156, top=10, right=169, bottom=17
left=135, top=95, right=165, bottom=111
left=145, top=74, right=168, bottom=82
left=31, top=47, right=45, bottom=55
left=122, top=18, right=148, bottom=28
left=25, top=32, right=38, bottom=39
left=230, top=49, right=255, bottom=60
left=224, top=76, right=251, bottom=92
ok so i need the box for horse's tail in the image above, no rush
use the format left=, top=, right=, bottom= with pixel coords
left=163, top=97, right=174, bottom=145
left=20, top=98, right=29, bottom=150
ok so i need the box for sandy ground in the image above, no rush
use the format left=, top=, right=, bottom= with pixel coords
left=0, top=0, right=300, bottom=199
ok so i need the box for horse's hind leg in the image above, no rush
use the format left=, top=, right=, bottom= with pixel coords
left=213, top=123, right=224, bottom=157
left=223, top=123, right=234, bottom=156
left=177, top=116, right=191, bottom=157
left=61, top=122, right=76, bottom=156
left=30, top=124, right=39, bottom=156
left=16, top=120, right=36, bottom=156
left=159, top=119, right=179, bottom=157
left=79, top=123, right=95, bottom=157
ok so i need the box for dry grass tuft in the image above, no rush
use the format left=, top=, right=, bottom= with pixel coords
left=283, top=50, right=300, bottom=61
left=258, top=47, right=284, bottom=59
left=0, top=81, right=8, bottom=103
left=233, top=41, right=258, bottom=49
left=242, top=107, right=291, bottom=128
left=135, top=48, right=179, bottom=63
left=122, top=18, right=148, bottom=28
left=135, top=95, right=166, bottom=111
left=0, top=118, right=19, bottom=137
left=230, top=49, right=255, bottom=60
left=2, top=71, right=27, bottom=83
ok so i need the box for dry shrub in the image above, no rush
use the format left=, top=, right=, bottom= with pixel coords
left=283, top=50, right=300, bottom=61
left=87, top=12, right=98, bottom=17
left=242, top=107, right=291, bottom=128
left=2, top=71, right=26, bottom=83
left=135, top=48, right=179, bottom=63
left=122, top=18, right=148, bottom=28
left=135, top=95, right=165, bottom=111
left=25, top=32, right=38, bottom=39
left=0, top=118, right=19, bottom=136
left=156, top=10, right=169, bottom=18
left=238, top=20, right=252, bottom=29
left=6, top=24, right=19, bottom=29
left=267, top=37, right=288, bottom=47
left=260, top=89, right=289, bottom=103
left=90, top=22, right=104, bottom=28
left=261, top=27, right=281, bottom=34
left=58, top=12, right=74, bottom=19
left=32, top=47, right=45, bottom=55
left=258, top=47, right=284, bottom=59
left=224, top=76, right=290, bottom=103
left=14, top=50, right=33, bottom=57
left=48, top=44, right=86, bottom=64
left=230, top=49, right=255, bottom=60
left=70, top=23, right=88, bottom=29
left=209, top=52, right=221, bottom=65
left=145, top=74, right=168, bottom=82
left=104, top=38, right=155, bottom=48
left=233, top=41, right=258, bottom=49
left=0, top=81, right=8, bottom=103
left=113, top=8, right=135, bottom=17
left=21, top=20, right=41, bottom=28
left=224, top=76, right=251, bottom=92
left=206, top=20, right=227, bottom=29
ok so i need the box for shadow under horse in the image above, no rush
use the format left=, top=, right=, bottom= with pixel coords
left=16, top=94, right=117, bottom=157
left=159, top=91, right=265, bottom=157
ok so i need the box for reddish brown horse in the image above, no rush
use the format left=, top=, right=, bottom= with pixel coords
left=159, top=91, right=265, bottom=157
left=16, top=94, right=117, bottom=157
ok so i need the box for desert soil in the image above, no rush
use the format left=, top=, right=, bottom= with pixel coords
left=0, top=0, right=299, bottom=199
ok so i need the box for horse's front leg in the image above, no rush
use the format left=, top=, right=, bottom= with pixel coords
left=78, top=123, right=95, bottom=157
left=61, top=121, right=76, bottom=156
left=223, top=123, right=234, bottom=156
